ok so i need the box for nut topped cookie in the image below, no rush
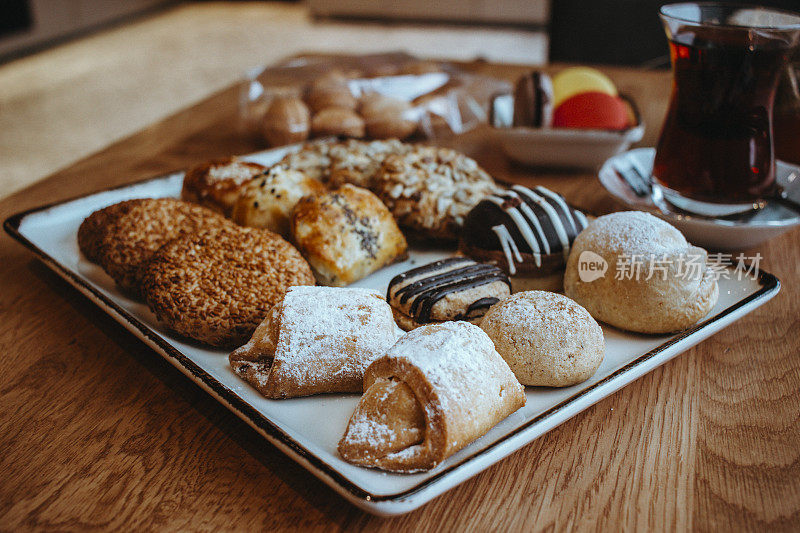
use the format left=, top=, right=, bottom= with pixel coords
left=140, top=225, right=315, bottom=348
left=327, top=138, right=412, bottom=189
left=278, top=141, right=333, bottom=182
left=373, top=146, right=498, bottom=240
left=387, top=257, right=511, bottom=331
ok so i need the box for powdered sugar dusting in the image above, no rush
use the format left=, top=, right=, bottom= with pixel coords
left=385, top=322, right=522, bottom=433
left=273, top=286, right=400, bottom=386
left=583, top=211, right=688, bottom=255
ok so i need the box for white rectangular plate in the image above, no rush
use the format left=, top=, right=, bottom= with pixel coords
left=4, top=147, right=780, bottom=516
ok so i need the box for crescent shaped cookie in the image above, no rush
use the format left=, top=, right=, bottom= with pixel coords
left=229, top=286, right=401, bottom=398
left=338, top=321, right=525, bottom=472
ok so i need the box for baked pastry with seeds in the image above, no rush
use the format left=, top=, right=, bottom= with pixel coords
left=140, top=225, right=315, bottom=347
left=291, top=184, right=407, bottom=287
left=373, top=146, right=498, bottom=241
left=278, top=142, right=333, bottom=182
left=231, top=164, right=325, bottom=237
left=327, top=138, right=412, bottom=189
left=387, top=257, right=511, bottom=331
left=181, top=157, right=265, bottom=217
left=92, top=198, right=229, bottom=294
left=78, top=199, right=140, bottom=263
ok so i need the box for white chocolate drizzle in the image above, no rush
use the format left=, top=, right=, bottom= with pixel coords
left=492, top=224, right=523, bottom=275
left=511, top=185, right=573, bottom=258
left=481, top=185, right=588, bottom=274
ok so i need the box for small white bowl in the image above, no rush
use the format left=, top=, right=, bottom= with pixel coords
left=493, top=123, right=645, bottom=170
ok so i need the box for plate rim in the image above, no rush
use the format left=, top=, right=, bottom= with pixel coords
left=2, top=170, right=782, bottom=507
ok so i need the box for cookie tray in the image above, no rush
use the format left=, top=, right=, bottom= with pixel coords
left=4, top=145, right=781, bottom=516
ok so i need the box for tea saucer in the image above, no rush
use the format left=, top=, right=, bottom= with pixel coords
left=598, top=148, right=800, bottom=250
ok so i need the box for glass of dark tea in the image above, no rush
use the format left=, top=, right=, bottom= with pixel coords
left=775, top=59, right=800, bottom=165
left=653, top=3, right=800, bottom=216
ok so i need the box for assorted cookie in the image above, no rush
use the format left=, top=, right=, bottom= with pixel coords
left=231, top=164, right=325, bottom=237
left=76, top=136, right=724, bottom=474
left=374, top=146, right=499, bottom=240
left=80, top=198, right=230, bottom=294
left=564, top=211, right=718, bottom=334
left=387, top=257, right=511, bottom=331
left=181, top=157, right=266, bottom=217
left=480, top=291, right=604, bottom=387
left=257, top=66, right=432, bottom=147
left=141, top=225, right=314, bottom=347
left=460, top=184, right=589, bottom=291
left=291, top=184, right=407, bottom=286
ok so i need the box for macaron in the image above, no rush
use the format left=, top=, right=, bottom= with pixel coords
left=552, top=91, right=631, bottom=130
left=513, top=71, right=554, bottom=128
left=552, top=67, right=617, bottom=108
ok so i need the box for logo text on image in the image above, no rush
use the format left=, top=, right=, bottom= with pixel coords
left=578, top=251, right=608, bottom=282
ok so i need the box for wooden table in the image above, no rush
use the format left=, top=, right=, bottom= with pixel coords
left=1, top=58, right=798, bottom=531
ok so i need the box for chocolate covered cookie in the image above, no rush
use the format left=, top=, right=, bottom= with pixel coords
left=460, top=185, right=588, bottom=291
left=387, top=257, right=511, bottom=331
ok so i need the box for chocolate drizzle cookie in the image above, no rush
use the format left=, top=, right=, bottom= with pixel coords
left=460, top=185, right=588, bottom=290
left=387, top=257, right=511, bottom=330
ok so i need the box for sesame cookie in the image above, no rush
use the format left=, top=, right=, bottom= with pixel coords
left=181, top=157, right=265, bottom=217
left=94, top=198, right=229, bottom=294
left=140, top=225, right=315, bottom=347
left=373, top=146, right=498, bottom=241
left=78, top=199, right=140, bottom=263
left=327, top=139, right=412, bottom=189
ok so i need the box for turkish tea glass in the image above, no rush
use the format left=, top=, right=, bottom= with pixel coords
left=653, top=3, right=800, bottom=216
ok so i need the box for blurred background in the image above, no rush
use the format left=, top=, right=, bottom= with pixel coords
left=0, top=0, right=797, bottom=198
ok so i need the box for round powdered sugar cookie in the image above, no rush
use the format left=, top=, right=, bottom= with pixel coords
left=327, top=138, right=413, bottom=189
left=480, top=290, right=604, bottom=387
left=373, top=146, right=498, bottom=240
left=140, top=225, right=315, bottom=348
left=93, top=198, right=230, bottom=294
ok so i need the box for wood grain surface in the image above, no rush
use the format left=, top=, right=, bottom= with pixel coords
left=0, top=59, right=798, bottom=531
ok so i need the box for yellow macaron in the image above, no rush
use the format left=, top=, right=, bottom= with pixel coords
left=552, top=67, right=618, bottom=108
